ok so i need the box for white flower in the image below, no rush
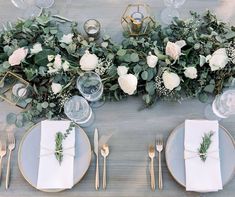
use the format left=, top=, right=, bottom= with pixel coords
left=47, top=67, right=59, bottom=74
left=146, top=52, right=158, bottom=68
left=60, top=33, right=74, bottom=44
left=53, top=54, right=62, bottom=69
left=30, top=43, right=42, bottom=54
left=165, top=40, right=186, bottom=60
left=48, top=55, right=55, bottom=62
left=162, top=71, right=180, bottom=90
left=117, top=66, right=128, bottom=76
left=80, top=50, right=98, bottom=71
left=51, top=82, right=62, bottom=94
left=118, top=74, right=137, bottom=95
left=184, top=67, right=198, bottom=79
left=209, top=48, right=228, bottom=71
left=62, top=60, right=70, bottom=71
left=101, top=42, right=109, bottom=48
left=8, top=47, right=28, bottom=66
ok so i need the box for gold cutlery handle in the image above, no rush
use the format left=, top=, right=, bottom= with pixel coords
left=103, top=157, right=106, bottom=189
left=158, top=152, right=163, bottom=190
left=150, top=158, right=155, bottom=191
left=0, top=157, right=2, bottom=185
left=95, top=156, right=99, bottom=190
left=6, top=150, right=12, bottom=190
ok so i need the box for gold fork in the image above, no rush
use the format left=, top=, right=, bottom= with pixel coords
left=6, top=132, right=15, bottom=189
left=156, top=137, right=163, bottom=190
left=148, top=145, right=155, bottom=191
left=0, top=140, right=6, bottom=185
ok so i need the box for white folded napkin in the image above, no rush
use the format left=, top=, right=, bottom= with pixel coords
left=37, top=120, right=75, bottom=189
left=184, top=120, right=223, bottom=192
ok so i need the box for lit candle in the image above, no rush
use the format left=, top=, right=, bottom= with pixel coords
left=130, top=11, right=144, bottom=33
left=84, top=19, right=101, bottom=39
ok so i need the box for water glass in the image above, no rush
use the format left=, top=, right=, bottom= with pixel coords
left=36, top=0, right=54, bottom=8
left=77, top=72, right=104, bottom=106
left=64, top=96, right=94, bottom=127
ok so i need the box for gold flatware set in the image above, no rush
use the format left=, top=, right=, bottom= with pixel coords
left=0, top=131, right=15, bottom=189
left=148, top=136, right=164, bottom=191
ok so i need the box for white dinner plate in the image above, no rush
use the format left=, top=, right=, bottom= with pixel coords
left=165, top=123, right=235, bottom=189
left=18, top=122, right=91, bottom=192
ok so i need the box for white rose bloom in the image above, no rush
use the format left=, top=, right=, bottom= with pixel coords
left=118, top=74, right=138, bottom=95
left=62, top=60, right=70, bottom=71
left=184, top=67, right=198, bottom=79
left=165, top=40, right=186, bottom=60
left=146, top=52, right=158, bottom=68
left=48, top=55, right=55, bottom=62
left=209, top=48, right=228, bottom=71
left=51, top=82, right=62, bottom=94
left=60, top=33, right=74, bottom=44
left=80, top=50, right=98, bottom=71
left=8, top=47, right=28, bottom=66
left=48, top=67, right=59, bottom=74
left=162, top=71, right=180, bottom=90
left=30, top=43, right=42, bottom=54
left=117, top=66, right=128, bottom=76
left=53, top=54, right=62, bottom=70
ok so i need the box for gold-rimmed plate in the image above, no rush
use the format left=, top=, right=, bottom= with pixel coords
left=18, top=121, right=91, bottom=192
left=165, top=123, right=235, bottom=189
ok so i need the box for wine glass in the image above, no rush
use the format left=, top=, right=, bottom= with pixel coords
left=76, top=72, right=104, bottom=108
left=35, top=0, right=54, bottom=8
left=64, top=96, right=94, bottom=127
left=205, top=89, right=235, bottom=120
left=161, top=0, right=186, bottom=24
left=11, top=0, right=42, bottom=18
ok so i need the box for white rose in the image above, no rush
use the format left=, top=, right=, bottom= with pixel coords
left=62, top=60, right=70, bottom=71
left=60, top=33, right=74, bottom=44
left=118, top=74, right=137, bottom=95
left=184, top=67, right=198, bottom=79
left=48, top=55, right=55, bottom=62
left=209, top=48, right=228, bottom=71
left=30, top=43, right=42, bottom=54
left=165, top=40, right=186, bottom=60
left=146, top=52, right=158, bottom=68
left=53, top=54, right=62, bottom=70
left=117, top=66, right=128, bottom=76
left=51, top=82, right=62, bottom=94
left=80, top=50, right=98, bottom=71
left=162, top=71, right=180, bottom=90
left=8, top=47, right=28, bottom=66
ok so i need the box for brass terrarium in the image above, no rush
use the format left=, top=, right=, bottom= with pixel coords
left=0, top=71, right=30, bottom=108
left=121, top=4, right=156, bottom=36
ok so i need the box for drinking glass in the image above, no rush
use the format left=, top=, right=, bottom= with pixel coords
left=64, top=96, right=94, bottom=127
left=11, top=0, right=42, bottom=18
left=161, top=0, right=186, bottom=24
left=205, top=89, right=235, bottom=120
left=77, top=72, right=104, bottom=108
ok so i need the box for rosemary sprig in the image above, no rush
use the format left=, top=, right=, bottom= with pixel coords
left=55, top=121, right=76, bottom=165
left=198, top=131, right=214, bottom=162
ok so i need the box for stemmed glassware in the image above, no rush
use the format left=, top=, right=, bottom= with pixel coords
left=205, top=89, right=235, bottom=120
left=160, top=0, right=186, bottom=24
left=35, top=0, right=54, bottom=8
left=77, top=72, right=104, bottom=108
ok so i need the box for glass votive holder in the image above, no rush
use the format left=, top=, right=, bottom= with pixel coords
left=130, top=11, right=144, bottom=33
left=64, top=95, right=94, bottom=127
left=84, top=19, right=101, bottom=39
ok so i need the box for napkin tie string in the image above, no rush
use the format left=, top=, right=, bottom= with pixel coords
left=39, top=146, right=75, bottom=157
left=184, top=149, right=219, bottom=160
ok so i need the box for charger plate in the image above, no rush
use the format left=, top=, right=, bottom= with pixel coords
left=165, top=123, right=235, bottom=189
left=18, top=122, right=91, bottom=192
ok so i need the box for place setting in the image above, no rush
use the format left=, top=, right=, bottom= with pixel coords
left=0, top=0, right=235, bottom=196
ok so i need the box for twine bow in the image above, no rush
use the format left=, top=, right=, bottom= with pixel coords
left=184, top=149, right=219, bottom=160
left=39, top=146, right=75, bottom=158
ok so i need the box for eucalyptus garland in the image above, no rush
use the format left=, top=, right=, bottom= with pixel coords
left=1, top=11, right=235, bottom=127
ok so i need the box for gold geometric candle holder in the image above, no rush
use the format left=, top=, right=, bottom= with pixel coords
left=121, top=4, right=156, bottom=36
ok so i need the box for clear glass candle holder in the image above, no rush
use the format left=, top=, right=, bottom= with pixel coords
left=84, top=19, right=101, bottom=39
left=64, top=96, right=94, bottom=127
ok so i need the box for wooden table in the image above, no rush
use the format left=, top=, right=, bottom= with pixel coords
left=0, top=0, right=234, bottom=197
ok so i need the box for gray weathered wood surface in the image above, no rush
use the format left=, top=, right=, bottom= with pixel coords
left=0, top=0, right=234, bottom=197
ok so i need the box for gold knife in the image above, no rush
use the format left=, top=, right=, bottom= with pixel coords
left=94, top=128, right=99, bottom=190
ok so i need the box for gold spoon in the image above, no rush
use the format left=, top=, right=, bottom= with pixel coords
left=148, top=145, right=155, bottom=191
left=101, top=144, right=109, bottom=190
